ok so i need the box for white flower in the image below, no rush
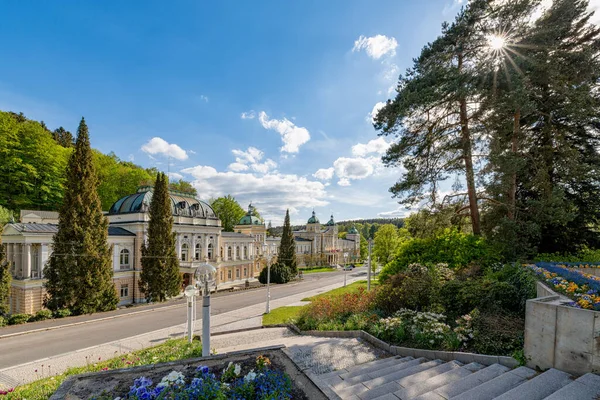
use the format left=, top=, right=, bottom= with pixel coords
left=245, top=370, right=257, bottom=382
left=159, top=370, right=185, bottom=387
left=234, top=363, right=242, bottom=376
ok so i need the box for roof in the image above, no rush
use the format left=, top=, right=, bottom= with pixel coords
left=20, top=210, right=59, bottom=219
left=294, top=236, right=313, bottom=242
left=222, top=232, right=253, bottom=238
left=238, top=204, right=263, bottom=226
left=6, top=223, right=135, bottom=236
left=326, top=214, right=335, bottom=226
left=307, top=210, right=320, bottom=224
left=108, top=186, right=217, bottom=219
left=348, top=226, right=359, bottom=234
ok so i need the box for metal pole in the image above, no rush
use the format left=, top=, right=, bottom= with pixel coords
left=367, top=239, right=373, bottom=291
left=187, top=297, right=193, bottom=344
left=344, top=254, right=347, bottom=287
left=265, top=258, right=271, bottom=314
left=202, top=279, right=210, bottom=357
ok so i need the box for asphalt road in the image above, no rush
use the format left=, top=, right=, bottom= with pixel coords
left=0, top=268, right=366, bottom=369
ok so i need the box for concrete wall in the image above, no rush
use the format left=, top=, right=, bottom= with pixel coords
left=525, top=282, right=600, bottom=375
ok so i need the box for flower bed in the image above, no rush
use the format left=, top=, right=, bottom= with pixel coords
left=526, top=262, right=600, bottom=310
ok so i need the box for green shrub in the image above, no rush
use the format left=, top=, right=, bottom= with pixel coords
left=54, top=308, right=72, bottom=318
left=343, top=312, right=380, bottom=331
left=439, top=280, right=485, bottom=322
left=373, top=264, right=438, bottom=315
left=32, top=309, right=53, bottom=322
left=8, top=313, right=30, bottom=325
left=258, top=262, right=293, bottom=284
left=380, top=229, right=499, bottom=281
left=536, top=247, right=600, bottom=263
left=0, top=315, right=6, bottom=327
left=471, top=311, right=524, bottom=356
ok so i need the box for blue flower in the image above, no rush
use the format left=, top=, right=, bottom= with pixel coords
left=195, top=365, right=210, bottom=375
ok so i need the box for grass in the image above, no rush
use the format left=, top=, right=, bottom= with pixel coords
left=262, top=306, right=305, bottom=326
left=3, top=339, right=203, bottom=400
left=299, top=267, right=337, bottom=274
left=301, top=279, right=379, bottom=302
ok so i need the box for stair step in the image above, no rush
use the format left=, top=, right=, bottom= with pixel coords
left=450, top=366, right=536, bottom=400
left=395, top=363, right=475, bottom=400
left=396, top=360, right=463, bottom=388
left=362, top=360, right=443, bottom=390
left=543, top=373, right=600, bottom=400
left=494, top=368, right=572, bottom=400
left=339, top=357, right=409, bottom=380
left=359, top=381, right=403, bottom=400
left=426, top=363, right=510, bottom=400
left=341, top=358, right=423, bottom=387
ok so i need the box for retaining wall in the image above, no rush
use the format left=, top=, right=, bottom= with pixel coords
left=524, top=281, right=600, bottom=375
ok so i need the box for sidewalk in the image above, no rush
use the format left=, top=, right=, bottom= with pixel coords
left=0, top=276, right=364, bottom=389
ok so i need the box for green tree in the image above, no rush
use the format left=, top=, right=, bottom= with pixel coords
left=0, top=242, right=11, bottom=315
left=0, top=205, right=13, bottom=226
left=278, top=209, right=297, bottom=276
left=210, top=195, right=247, bottom=232
left=44, top=118, right=119, bottom=314
left=359, top=236, right=368, bottom=262
left=140, top=173, right=183, bottom=302
left=169, top=179, right=197, bottom=196
left=373, top=224, right=400, bottom=265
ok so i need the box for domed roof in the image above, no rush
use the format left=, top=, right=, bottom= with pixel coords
left=238, top=204, right=263, bottom=226
left=307, top=210, right=320, bottom=224
left=326, top=214, right=335, bottom=226
left=348, top=226, right=359, bottom=234
left=108, top=186, right=217, bottom=219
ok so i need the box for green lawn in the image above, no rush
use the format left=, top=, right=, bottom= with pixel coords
left=5, top=339, right=203, bottom=400
left=299, top=267, right=337, bottom=274
left=302, top=279, right=379, bottom=301
left=262, top=306, right=304, bottom=326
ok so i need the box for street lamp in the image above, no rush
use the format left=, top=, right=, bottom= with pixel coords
left=343, top=252, right=348, bottom=287
left=367, top=239, right=373, bottom=291
left=262, top=243, right=273, bottom=314
left=183, top=285, right=197, bottom=344
left=194, top=262, right=216, bottom=357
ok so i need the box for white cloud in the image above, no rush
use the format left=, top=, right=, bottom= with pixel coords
left=378, top=206, right=412, bottom=218
left=199, top=95, right=209, bottom=102
left=333, top=157, right=376, bottom=181
left=241, top=110, right=256, bottom=119
left=367, top=102, right=386, bottom=124
left=128, top=154, right=135, bottom=162
left=353, top=35, right=398, bottom=59
left=337, top=178, right=351, bottom=187
left=352, top=137, right=391, bottom=157
left=189, top=150, right=197, bottom=155
left=167, top=172, right=184, bottom=181
left=141, top=137, right=188, bottom=160
left=229, top=147, right=277, bottom=174
left=313, top=167, right=335, bottom=181
left=228, top=162, right=249, bottom=172
left=180, top=166, right=328, bottom=221
left=258, top=111, right=311, bottom=153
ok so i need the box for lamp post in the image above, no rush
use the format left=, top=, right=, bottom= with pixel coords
left=343, top=252, right=348, bottom=287
left=262, top=243, right=272, bottom=314
left=194, top=263, right=216, bottom=357
left=183, top=285, right=197, bottom=344
left=367, top=239, right=373, bottom=291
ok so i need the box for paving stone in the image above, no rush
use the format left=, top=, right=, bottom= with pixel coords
left=336, top=383, right=370, bottom=399
left=362, top=360, right=443, bottom=390
left=493, top=368, right=572, bottom=400
left=451, top=366, right=536, bottom=400
left=394, top=364, right=472, bottom=400
left=432, top=363, right=510, bottom=399
left=370, top=393, right=400, bottom=400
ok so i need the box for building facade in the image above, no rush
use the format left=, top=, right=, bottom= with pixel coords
left=1, top=187, right=277, bottom=314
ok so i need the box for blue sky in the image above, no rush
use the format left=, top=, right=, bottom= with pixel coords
left=1, top=0, right=472, bottom=225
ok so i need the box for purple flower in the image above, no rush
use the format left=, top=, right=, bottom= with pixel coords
left=196, top=365, right=210, bottom=375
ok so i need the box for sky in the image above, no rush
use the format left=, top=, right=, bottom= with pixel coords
left=2, top=0, right=598, bottom=226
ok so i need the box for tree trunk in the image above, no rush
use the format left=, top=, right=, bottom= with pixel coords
left=458, top=52, right=481, bottom=235
left=508, top=108, right=520, bottom=220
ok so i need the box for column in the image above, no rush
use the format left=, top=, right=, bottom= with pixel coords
left=191, top=235, right=196, bottom=261
left=176, top=234, right=181, bottom=260
left=41, top=244, right=49, bottom=278
left=24, top=244, right=31, bottom=279
left=113, top=244, right=120, bottom=271
left=203, top=235, right=209, bottom=260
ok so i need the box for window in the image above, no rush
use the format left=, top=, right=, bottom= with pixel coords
left=195, top=243, right=201, bottom=261
left=31, top=246, right=40, bottom=278
left=120, top=284, right=129, bottom=298
left=228, top=270, right=232, bottom=279
left=208, top=243, right=213, bottom=260
left=220, top=271, right=223, bottom=281
left=220, top=246, right=224, bottom=258
left=243, top=246, right=247, bottom=259
left=243, top=268, right=247, bottom=277
left=181, top=243, right=189, bottom=262
left=236, top=246, right=240, bottom=260
left=236, top=269, right=240, bottom=278
left=228, top=246, right=232, bottom=259
left=120, top=249, right=130, bottom=269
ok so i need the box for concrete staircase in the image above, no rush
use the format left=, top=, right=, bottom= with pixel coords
left=310, top=355, right=600, bottom=400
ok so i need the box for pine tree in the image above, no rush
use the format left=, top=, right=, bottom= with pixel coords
left=44, top=118, right=119, bottom=314
left=0, top=242, right=11, bottom=315
left=140, top=173, right=182, bottom=302
left=278, top=209, right=297, bottom=276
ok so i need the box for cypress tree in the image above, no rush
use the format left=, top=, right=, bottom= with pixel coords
left=0, top=243, right=11, bottom=315
left=278, top=209, right=297, bottom=276
left=44, top=118, right=119, bottom=314
left=140, top=173, right=182, bottom=302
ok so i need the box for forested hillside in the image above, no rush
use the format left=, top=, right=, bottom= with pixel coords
left=0, top=111, right=194, bottom=213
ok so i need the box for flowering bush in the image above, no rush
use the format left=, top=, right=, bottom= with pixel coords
left=96, top=356, right=292, bottom=400
left=527, top=263, right=600, bottom=310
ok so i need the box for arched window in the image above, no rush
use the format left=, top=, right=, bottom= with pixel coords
left=220, top=246, right=224, bottom=258
left=243, top=246, right=248, bottom=259
left=181, top=243, right=189, bottom=262
left=120, top=249, right=130, bottom=268
left=236, top=246, right=240, bottom=260
left=208, top=243, right=213, bottom=260
left=195, top=243, right=201, bottom=261
left=228, top=246, right=232, bottom=259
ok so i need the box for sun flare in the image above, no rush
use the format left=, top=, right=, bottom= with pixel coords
left=487, top=34, right=506, bottom=51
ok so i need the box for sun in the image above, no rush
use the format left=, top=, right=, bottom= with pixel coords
left=487, top=34, right=507, bottom=51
